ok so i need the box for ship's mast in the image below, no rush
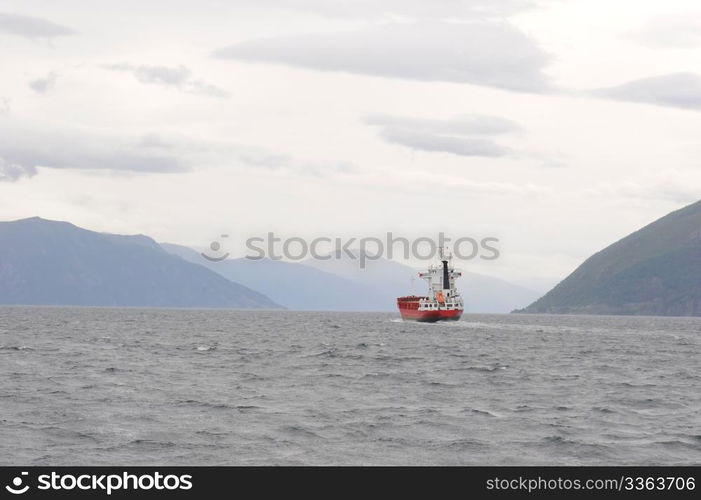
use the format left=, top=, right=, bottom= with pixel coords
left=440, top=247, right=450, bottom=291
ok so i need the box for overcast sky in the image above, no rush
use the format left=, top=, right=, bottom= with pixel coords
left=1, top=0, right=701, bottom=289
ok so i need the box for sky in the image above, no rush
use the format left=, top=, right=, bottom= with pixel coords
left=1, top=0, right=701, bottom=290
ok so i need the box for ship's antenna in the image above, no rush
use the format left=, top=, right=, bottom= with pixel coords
left=439, top=245, right=452, bottom=261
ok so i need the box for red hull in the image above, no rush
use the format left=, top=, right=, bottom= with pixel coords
left=396, top=296, right=462, bottom=323
left=399, top=308, right=462, bottom=322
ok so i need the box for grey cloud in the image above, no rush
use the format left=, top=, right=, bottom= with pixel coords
left=379, top=128, right=509, bottom=157
left=0, top=124, right=187, bottom=182
left=0, top=147, right=184, bottom=176
left=105, top=63, right=229, bottom=98
left=28, top=72, right=58, bottom=94
left=107, top=64, right=191, bottom=86
left=594, top=72, right=701, bottom=110
left=365, top=113, right=520, bottom=157
left=631, top=13, right=701, bottom=48
left=0, top=121, right=351, bottom=182
left=214, top=21, right=552, bottom=93
left=186, top=80, right=230, bottom=99
left=0, top=158, right=37, bottom=181
left=0, top=13, right=75, bottom=39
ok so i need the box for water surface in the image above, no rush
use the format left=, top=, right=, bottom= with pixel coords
left=0, top=307, right=699, bottom=465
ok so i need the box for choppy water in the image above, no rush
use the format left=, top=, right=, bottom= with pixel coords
left=0, top=307, right=699, bottom=465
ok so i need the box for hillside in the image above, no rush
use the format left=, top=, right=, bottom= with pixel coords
left=162, top=243, right=389, bottom=311
left=0, top=217, right=280, bottom=309
left=164, top=244, right=539, bottom=312
left=517, top=199, right=701, bottom=316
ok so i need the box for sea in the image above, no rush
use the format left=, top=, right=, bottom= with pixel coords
left=0, top=307, right=699, bottom=465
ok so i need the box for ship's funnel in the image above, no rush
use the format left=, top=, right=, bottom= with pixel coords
left=442, top=260, right=450, bottom=290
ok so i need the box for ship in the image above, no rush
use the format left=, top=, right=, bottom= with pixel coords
left=397, top=249, right=464, bottom=322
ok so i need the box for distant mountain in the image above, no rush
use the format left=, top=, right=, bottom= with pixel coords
left=0, top=217, right=280, bottom=308
left=517, top=199, right=701, bottom=316
left=163, top=244, right=539, bottom=313
left=303, top=251, right=541, bottom=313
left=161, top=243, right=390, bottom=311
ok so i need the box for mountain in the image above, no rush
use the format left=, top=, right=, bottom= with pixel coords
left=303, top=251, right=541, bottom=313
left=517, top=199, right=701, bottom=316
left=161, top=243, right=390, bottom=311
left=0, top=217, right=280, bottom=308
left=163, top=244, right=539, bottom=313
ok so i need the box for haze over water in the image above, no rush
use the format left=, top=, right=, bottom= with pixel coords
left=0, top=307, right=699, bottom=465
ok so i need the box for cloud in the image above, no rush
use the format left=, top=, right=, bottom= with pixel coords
left=365, top=113, right=521, bottom=157
left=252, top=0, right=539, bottom=20
left=0, top=158, right=36, bottom=181
left=0, top=13, right=75, bottom=39
left=631, top=13, right=701, bottom=48
left=185, top=80, right=230, bottom=99
left=108, top=63, right=190, bottom=86
left=28, top=72, right=58, bottom=94
left=214, top=21, right=553, bottom=93
left=0, top=123, right=187, bottom=181
left=594, top=72, right=701, bottom=110
left=104, top=63, right=229, bottom=98
left=0, top=119, right=352, bottom=182
left=379, top=128, right=509, bottom=157
left=0, top=146, right=184, bottom=180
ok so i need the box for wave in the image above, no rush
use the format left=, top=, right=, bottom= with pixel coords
left=465, top=408, right=499, bottom=417
left=592, top=406, right=616, bottom=414
left=279, top=425, right=323, bottom=439
left=175, top=399, right=257, bottom=411
left=464, top=365, right=508, bottom=372
left=128, top=439, right=177, bottom=448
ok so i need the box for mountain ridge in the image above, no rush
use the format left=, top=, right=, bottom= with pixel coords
left=0, top=217, right=281, bottom=309
left=164, top=244, right=541, bottom=312
left=161, top=243, right=391, bottom=311
left=517, top=199, right=701, bottom=316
